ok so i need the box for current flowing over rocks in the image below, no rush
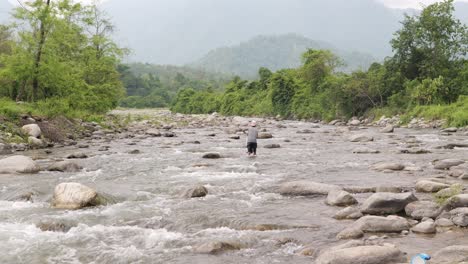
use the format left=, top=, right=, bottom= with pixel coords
left=0, top=109, right=467, bottom=263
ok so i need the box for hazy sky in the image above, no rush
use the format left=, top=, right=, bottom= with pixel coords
left=8, top=0, right=468, bottom=9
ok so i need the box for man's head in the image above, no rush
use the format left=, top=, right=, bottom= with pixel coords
left=250, top=120, right=257, bottom=127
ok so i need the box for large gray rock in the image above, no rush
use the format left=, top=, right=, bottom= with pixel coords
left=415, top=180, right=450, bottom=193
left=379, top=125, right=395, bottom=133
left=361, top=192, right=418, bottom=215
left=371, top=162, right=405, bottom=171
left=48, top=161, right=82, bottom=172
left=316, top=243, right=406, bottom=264
left=445, top=194, right=468, bottom=210
left=22, top=124, right=41, bottom=138
left=326, top=190, right=357, bottom=206
left=145, top=129, right=161, bottom=137
left=333, top=206, right=364, bottom=220
left=450, top=207, right=468, bottom=227
left=182, top=185, right=208, bottom=198
left=28, top=137, right=44, bottom=149
left=405, top=201, right=441, bottom=220
left=411, top=219, right=436, bottom=234
left=349, top=134, right=374, bottom=142
left=0, top=155, right=40, bottom=174
left=434, top=159, right=465, bottom=170
left=51, top=183, right=110, bottom=210
left=279, top=181, right=341, bottom=196
left=434, top=245, right=468, bottom=263
left=343, top=215, right=411, bottom=234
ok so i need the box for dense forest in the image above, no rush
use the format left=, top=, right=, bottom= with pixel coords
left=171, top=0, right=468, bottom=126
left=191, top=34, right=376, bottom=78
left=0, top=0, right=125, bottom=118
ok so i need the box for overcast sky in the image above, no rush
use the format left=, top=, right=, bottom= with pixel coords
left=8, top=0, right=468, bottom=9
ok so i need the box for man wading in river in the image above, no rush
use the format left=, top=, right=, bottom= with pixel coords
left=246, top=121, right=258, bottom=156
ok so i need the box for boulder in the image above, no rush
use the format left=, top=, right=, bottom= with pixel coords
left=258, top=133, right=273, bottom=139
left=51, top=182, right=110, bottom=210
left=435, top=218, right=454, bottom=227
left=128, top=149, right=141, bottom=154
left=361, top=192, right=417, bottom=215
left=194, top=241, right=241, bottom=254
left=333, top=206, right=364, bottom=220
left=349, top=134, right=374, bottom=142
left=264, top=144, right=280, bottom=149
left=415, top=180, right=450, bottom=193
left=379, top=125, right=394, bottom=133
left=442, top=127, right=458, bottom=133
left=434, top=245, right=468, bottom=263
left=348, top=120, right=361, bottom=126
left=279, top=181, right=341, bottom=196
left=22, top=124, right=41, bottom=138
left=66, top=152, right=88, bottom=159
left=450, top=207, right=468, bottom=227
left=182, top=186, right=208, bottom=198
left=371, top=162, right=405, bottom=171
left=0, top=155, right=40, bottom=174
left=434, top=159, right=465, bottom=170
left=405, top=201, right=441, bottom=220
left=411, top=219, right=436, bottom=234
left=48, top=161, right=82, bottom=172
left=145, top=129, right=161, bottom=137
left=336, top=227, right=364, bottom=239
left=352, top=147, right=380, bottom=154
left=202, top=153, right=221, bottom=159
left=326, top=190, right=357, bottom=206
left=341, top=215, right=411, bottom=234
left=28, top=136, right=44, bottom=149
left=163, top=132, right=175, bottom=137
left=316, top=244, right=406, bottom=264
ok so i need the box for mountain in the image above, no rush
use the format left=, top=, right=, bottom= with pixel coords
left=191, top=34, right=376, bottom=78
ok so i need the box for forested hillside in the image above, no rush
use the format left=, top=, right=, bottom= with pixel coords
left=172, top=0, right=468, bottom=126
left=191, top=34, right=376, bottom=78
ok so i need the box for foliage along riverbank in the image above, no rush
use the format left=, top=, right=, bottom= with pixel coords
left=170, top=0, right=468, bottom=127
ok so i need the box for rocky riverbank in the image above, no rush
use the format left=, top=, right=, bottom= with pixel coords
left=0, top=109, right=467, bottom=263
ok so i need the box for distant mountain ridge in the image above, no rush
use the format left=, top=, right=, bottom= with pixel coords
left=191, top=34, right=376, bottom=78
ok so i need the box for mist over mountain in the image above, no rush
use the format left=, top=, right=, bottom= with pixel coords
left=191, top=34, right=376, bottom=78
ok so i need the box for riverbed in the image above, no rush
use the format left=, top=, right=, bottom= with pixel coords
left=0, top=110, right=467, bottom=263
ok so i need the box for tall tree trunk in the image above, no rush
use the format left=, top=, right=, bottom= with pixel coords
left=32, top=0, right=51, bottom=102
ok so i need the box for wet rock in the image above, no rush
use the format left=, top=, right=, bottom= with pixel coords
left=434, top=245, right=468, bottom=263
left=22, top=124, right=41, bottom=138
left=297, top=129, right=315, bottom=134
left=77, top=144, right=89, bottom=149
left=258, top=133, right=273, bottom=139
left=326, top=190, right=357, bottom=206
left=371, top=162, right=405, bottom=171
left=298, top=245, right=315, bottom=256
left=194, top=241, right=241, bottom=254
left=442, top=127, right=458, bottom=133
left=411, top=219, right=436, bottom=234
left=450, top=207, right=468, bottom=227
left=0, top=155, right=40, bottom=174
left=202, top=153, right=221, bottom=159
left=48, top=161, right=82, bottom=172
left=98, top=146, right=110, bottom=151
left=145, top=129, right=161, bottom=137
left=341, top=215, right=411, bottom=235
left=36, top=221, right=76, bottom=233
left=349, top=134, right=374, bottom=142
left=228, top=135, right=240, bottom=140
left=279, top=181, right=341, bottom=196
left=405, top=201, right=441, bottom=220
left=0, top=143, right=12, bottom=155
left=379, top=125, right=394, bottom=133
left=445, top=194, right=468, bottom=210
left=361, top=192, right=417, bottom=215
left=399, top=148, right=431, bottom=154
left=316, top=243, right=406, bottom=264
left=329, top=119, right=342, bottom=125
left=352, top=147, right=380, bottom=154
left=437, top=143, right=468, bottom=149
left=182, top=185, right=208, bottom=198
left=337, top=227, right=364, bottom=239
left=128, top=149, right=141, bottom=154
left=433, top=159, right=465, bottom=170
left=416, top=180, right=450, bottom=193
left=333, top=206, right=364, bottom=220
left=163, top=132, right=175, bottom=137
left=51, top=182, right=111, bottom=210
left=343, top=186, right=376, bottom=193
left=348, top=119, right=361, bottom=126
left=28, top=137, right=44, bottom=149
left=66, top=152, right=88, bottom=159
left=435, top=218, right=454, bottom=227
left=264, top=144, right=280, bottom=149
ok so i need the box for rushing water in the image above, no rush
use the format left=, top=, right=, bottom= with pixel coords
left=1, top=113, right=467, bottom=263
